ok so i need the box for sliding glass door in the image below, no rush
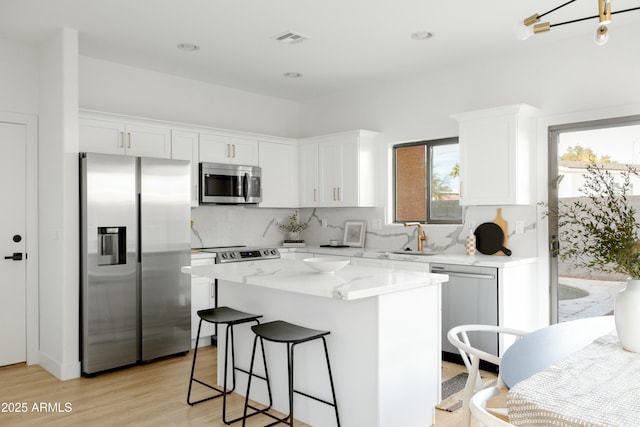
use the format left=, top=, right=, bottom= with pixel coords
left=549, top=117, right=640, bottom=323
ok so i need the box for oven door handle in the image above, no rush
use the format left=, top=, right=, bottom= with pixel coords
left=242, top=173, right=249, bottom=202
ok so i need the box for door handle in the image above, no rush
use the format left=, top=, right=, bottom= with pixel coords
left=4, top=252, right=23, bottom=261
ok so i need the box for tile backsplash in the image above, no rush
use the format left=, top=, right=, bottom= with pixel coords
left=190, top=204, right=538, bottom=257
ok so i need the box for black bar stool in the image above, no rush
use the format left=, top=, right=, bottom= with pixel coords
left=242, top=320, right=340, bottom=427
left=187, top=306, right=273, bottom=425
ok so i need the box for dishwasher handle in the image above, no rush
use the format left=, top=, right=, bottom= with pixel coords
left=431, top=270, right=495, bottom=280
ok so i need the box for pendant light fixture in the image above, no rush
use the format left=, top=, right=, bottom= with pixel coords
left=516, top=0, right=640, bottom=45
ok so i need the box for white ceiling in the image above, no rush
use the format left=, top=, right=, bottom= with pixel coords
left=1, top=0, right=639, bottom=101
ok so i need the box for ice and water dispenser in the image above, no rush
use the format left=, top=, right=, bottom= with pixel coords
left=97, top=226, right=126, bottom=266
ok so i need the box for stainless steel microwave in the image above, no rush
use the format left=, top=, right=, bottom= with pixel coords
left=199, top=162, right=262, bottom=204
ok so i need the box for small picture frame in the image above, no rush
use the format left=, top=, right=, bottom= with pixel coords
left=343, top=220, right=366, bottom=248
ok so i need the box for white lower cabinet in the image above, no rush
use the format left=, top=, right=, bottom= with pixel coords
left=191, top=255, right=216, bottom=347
left=191, top=276, right=215, bottom=344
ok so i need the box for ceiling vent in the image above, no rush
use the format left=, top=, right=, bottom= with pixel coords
left=271, top=31, right=310, bottom=45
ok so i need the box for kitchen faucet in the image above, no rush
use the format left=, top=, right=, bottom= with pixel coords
left=404, top=222, right=427, bottom=252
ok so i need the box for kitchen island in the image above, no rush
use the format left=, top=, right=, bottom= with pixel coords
left=183, top=259, right=448, bottom=427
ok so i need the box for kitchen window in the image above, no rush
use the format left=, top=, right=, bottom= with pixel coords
left=393, top=137, right=461, bottom=224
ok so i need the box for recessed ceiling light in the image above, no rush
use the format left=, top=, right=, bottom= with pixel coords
left=283, top=72, right=303, bottom=79
left=411, top=31, right=434, bottom=40
left=177, top=43, right=200, bottom=52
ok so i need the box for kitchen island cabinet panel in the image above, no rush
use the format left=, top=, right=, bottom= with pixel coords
left=184, top=259, right=446, bottom=426
left=217, top=276, right=440, bottom=427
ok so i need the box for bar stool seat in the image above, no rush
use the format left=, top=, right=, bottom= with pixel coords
left=187, top=306, right=272, bottom=425
left=242, top=320, right=340, bottom=427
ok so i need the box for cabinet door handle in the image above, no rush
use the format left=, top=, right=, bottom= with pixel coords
left=232, top=144, right=236, bottom=158
left=127, top=132, right=131, bottom=149
left=226, top=144, right=230, bottom=158
left=337, top=187, right=341, bottom=201
left=194, top=185, right=198, bottom=201
left=333, top=187, right=336, bottom=200
left=313, top=188, right=317, bottom=202
left=120, top=131, right=124, bottom=148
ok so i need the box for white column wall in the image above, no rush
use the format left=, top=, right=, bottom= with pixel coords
left=37, top=28, right=81, bottom=379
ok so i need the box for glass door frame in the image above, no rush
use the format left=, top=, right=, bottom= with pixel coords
left=548, top=115, right=640, bottom=324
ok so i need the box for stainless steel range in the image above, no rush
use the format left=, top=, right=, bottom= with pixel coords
left=199, top=246, right=280, bottom=264
left=197, top=246, right=280, bottom=345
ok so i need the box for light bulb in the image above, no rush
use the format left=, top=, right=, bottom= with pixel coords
left=514, top=20, right=534, bottom=40
left=595, top=25, right=609, bottom=45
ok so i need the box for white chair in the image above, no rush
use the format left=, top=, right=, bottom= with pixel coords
left=470, top=385, right=516, bottom=427
left=447, top=324, right=528, bottom=427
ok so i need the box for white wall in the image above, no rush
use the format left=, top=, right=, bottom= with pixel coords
left=298, top=24, right=640, bottom=140
left=0, top=37, right=38, bottom=114
left=79, top=56, right=301, bottom=138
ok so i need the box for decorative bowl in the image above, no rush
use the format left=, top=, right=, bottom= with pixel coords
left=303, top=257, right=350, bottom=273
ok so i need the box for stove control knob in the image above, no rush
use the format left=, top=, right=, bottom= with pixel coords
left=229, top=252, right=237, bottom=258
left=270, top=249, right=277, bottom=255
left=220, top=253, right=228, bottom=259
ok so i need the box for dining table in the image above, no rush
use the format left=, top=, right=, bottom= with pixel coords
left=501, top=315, right=640, bottom=426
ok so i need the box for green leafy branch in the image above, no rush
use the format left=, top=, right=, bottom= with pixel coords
left=552, top=163, right=640, bottom=278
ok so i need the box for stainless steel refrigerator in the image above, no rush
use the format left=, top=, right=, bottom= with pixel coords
left=80, top=152, right=191, bottom=375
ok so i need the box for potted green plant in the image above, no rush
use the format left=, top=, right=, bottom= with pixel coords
left=551, top=162, right=640, bottom=352
left=278, top=212, right=308, bottom=240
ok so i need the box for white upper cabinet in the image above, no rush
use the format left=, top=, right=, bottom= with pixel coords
left=452, top=104, right=537, bottom=206
left=299, top=130, right=379, bottom=208
left=199, top=133, right=259, bottom=165
left=171, top=130, right=199, bottom=207
left=299, top=142, right=320, bottom=206
left=259, top=140, right=299, bottom=207
left=79, top=117, right=171, bottom=159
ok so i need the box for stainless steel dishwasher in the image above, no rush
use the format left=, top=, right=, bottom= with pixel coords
left=431, top=263, right=499, bottom=361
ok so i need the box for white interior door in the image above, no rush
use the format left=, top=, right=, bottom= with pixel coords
left=0, top=121, right=27, bottom=366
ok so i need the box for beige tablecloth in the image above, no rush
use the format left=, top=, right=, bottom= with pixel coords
left=507, top=335, right=640, bottom=427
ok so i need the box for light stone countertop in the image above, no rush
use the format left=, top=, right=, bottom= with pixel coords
left=182, top=258, right=448, bottom=301
left=279, top=246, right=537, bottom=268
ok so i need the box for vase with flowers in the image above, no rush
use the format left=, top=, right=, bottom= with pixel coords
left=278, top=212, right=308, bottom=241
left=551, top=163, right=640, bottom=352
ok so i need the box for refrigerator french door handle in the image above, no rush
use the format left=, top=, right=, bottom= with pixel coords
left=137, top=192, right=142, bottom=263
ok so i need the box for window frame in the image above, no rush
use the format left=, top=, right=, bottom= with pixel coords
left=392, top=136, right=461, bottom=225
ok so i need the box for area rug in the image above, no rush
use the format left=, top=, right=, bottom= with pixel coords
left=437, top=372, right=495, bottom=412
left=436, top=373, right=468, bottom=412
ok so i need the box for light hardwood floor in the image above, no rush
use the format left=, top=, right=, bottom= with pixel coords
left=0, top=346, right=488, bottom=426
